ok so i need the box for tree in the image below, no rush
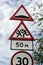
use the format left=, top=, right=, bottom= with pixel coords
left=33, top=38, right=43, bottom=65
left=31, top=2, right=43, bottom=65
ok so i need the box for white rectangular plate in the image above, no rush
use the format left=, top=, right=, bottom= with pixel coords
left=10, top=40, right=33, bottom=50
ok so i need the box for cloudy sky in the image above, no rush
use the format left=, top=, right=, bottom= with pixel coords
left=0, top=0, right=43, bottom=65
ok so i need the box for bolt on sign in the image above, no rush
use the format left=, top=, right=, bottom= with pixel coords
left=11, top=51, right=34, bottom=65
left=9, top=22, right=35, bottom=50
left=10, top=5, right=34, bottom=21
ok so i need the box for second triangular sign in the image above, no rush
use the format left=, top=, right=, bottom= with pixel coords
left=9, top=22, right=34, bottom=41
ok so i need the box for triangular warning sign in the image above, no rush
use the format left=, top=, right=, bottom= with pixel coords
left=10, top=5, right=34, bottom=21
left=9, top=22, right=35, bottom=41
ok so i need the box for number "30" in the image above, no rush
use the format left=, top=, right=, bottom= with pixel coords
left=16, top=57, right=29, bottom=65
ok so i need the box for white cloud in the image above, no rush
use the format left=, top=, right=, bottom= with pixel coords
left=0, top=10, right=4, bottom=20
left=0, top=0, right=32, bottom=7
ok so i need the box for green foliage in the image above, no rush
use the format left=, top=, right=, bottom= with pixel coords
left=35, top=2, right=43, bottom=8
left=38, top=18, right=43, bottom=21
left=32, top=2, right=43, bottom=64
left=37, top=38, right=43, bottom=52
left=33, top=37, right=43, bottom=63
left=33, top=51, right=43, bottom=62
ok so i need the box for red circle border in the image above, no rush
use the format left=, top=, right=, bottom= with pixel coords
left=11, top=51, right=34, bottom=65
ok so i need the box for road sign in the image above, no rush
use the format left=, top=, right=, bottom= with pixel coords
left=10, top=40, right=33, bottom=50
left=10, top=5, right=34, bottom=21
left=9, top=22, right=34, bottom=50
left=11, top=51, right=34, bottom=65
left=9, top=22, right=34, bottom=41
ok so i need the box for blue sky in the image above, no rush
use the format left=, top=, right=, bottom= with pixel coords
left=0, top=0, right=43, bottom=65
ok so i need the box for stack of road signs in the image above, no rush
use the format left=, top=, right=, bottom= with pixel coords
left=9, top=4, right=35, bottom=50
left=9, top=4, right=35, bottom=65
left=9, top=21, right=35, bottom=50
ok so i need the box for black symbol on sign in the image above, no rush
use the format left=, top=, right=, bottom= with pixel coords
left=16, top=57, right=29, bottom=65
left=15, top=15, right=29, bottom=18
left=16, top=29, right=29, bottom=37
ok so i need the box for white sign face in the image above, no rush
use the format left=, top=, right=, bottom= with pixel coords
left=15, top=8, right=29, bottom=18
left=10, top=40, right=33, bottom=50
left=13, top=25, right=31, bottom=38
left=11, top=51, right=34, bottom=65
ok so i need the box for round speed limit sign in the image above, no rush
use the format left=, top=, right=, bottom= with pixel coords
left=11, top=51, right=34, bottom=65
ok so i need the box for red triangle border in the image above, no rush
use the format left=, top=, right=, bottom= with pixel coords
left=10, top=5, right=34, bottom=21
left=9, top=21, right=35, bottom=41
